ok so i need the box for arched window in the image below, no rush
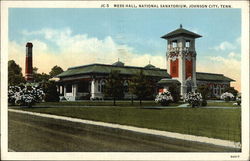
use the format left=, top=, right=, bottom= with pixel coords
left=98, top=79, right=106, bottom=93
left=124, top=80, right=129, bottom=93
left=218, top=85, right=221, bottom=95
left=213, top=84, right=216, bottom=95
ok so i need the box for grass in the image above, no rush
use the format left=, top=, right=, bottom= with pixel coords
left=9, top=112, right=238, bottom=152
left=207, top=101, right=240, bottom=107
left=35, top=100, right=183, bottom=107
left=20, top=106, right=241, bottom=142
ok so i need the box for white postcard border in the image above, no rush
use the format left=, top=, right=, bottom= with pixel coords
left=1, top=1, right=249, bottom=160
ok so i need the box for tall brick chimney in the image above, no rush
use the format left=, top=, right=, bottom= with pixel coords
left=25, top=42, right=34, bottom=82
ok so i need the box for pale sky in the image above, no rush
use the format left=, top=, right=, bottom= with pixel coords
left=8, top=8, right=241, bottom=91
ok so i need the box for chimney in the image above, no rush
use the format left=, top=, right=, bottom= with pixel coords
left=25, top=42, right=34, bottom=82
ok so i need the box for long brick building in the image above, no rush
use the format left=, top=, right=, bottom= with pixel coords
left=54, top=25, right=234, bottom=101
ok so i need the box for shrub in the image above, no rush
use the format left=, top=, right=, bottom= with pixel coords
left=236, top=95, right=241, bottom=106
left=184, top=92, right=202, bottom=108
left=168, top=84, right=180, bottom=103
left=201, top=99, right=207, bottom=106
left=220, top=92, right=234, bottom=102
left=155, top=91, right=173, bottom=106
left=8, top=85, right=44, bottom=107
left=41, top=81, right=60, bottom=102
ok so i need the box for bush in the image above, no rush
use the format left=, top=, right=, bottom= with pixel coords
left=236, top=95, right=241, bottom=106
left=224, top=87, right=238, bottom=100
left=201, top=99, right=207, bottom=106
left=8, top=85, right=44, bottom=107
left=155, top=91, right=173, bottom=106
left=184, top=92, right=202, bottom=108
left=41, top=81, right=60, bottom=102
left=168, top=84, right=180, bottom=103
left=220, top=92, right=234, bottom=102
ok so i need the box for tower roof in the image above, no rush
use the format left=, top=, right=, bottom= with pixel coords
left=161, top=25, right=202, bottom=39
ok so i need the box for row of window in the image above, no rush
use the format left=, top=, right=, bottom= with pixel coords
left=63, top=80, right=130, bottom=94
left=171, top=40, right=190, bottom=48
left=212, top=84, right=226, bottom=95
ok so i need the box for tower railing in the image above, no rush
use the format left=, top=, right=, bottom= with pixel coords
left=168, top=47, right=195, bottom=53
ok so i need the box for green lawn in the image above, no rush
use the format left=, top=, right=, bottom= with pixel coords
left=36, top=100, right=240, bottom=107
left=20, top=106, right=241, bottom=142
left=35, top=101, right=183, bottom=107
left=207, top=101, right=240, bottom=107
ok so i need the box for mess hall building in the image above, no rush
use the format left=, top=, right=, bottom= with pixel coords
left=54, top=25, right=234, bottom=101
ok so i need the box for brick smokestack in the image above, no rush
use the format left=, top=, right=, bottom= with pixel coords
left=25, top=42, right=34, bottom=82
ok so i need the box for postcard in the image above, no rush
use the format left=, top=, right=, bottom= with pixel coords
left=1, top=0, right=249, bottom=160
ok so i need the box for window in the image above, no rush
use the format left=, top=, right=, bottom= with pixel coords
left=170, top=59, right=179, bottom=77
left=66, top=84, right=72, bottom=93
left=98, top=80, right=106, bottom=93
left=172, top=40, right=177, bottom=48
left=98, top=80, right=101, bottom=92
left=213, top=84, right=219, bottom=95
left=185, top=41, right=190, bottom=47
left=101, top=80, right=105, bottom=93
left=124, top=80, right=129, bottom=93
left=185, top=60, right=192, bottom=78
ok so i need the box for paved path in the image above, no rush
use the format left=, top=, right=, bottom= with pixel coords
left=8, top=109, right=240, bottom=152
left=177, top=103, right=189, bottom=108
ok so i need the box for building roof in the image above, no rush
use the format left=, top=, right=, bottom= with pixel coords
left=157, top=78, right=181, bottom=84
left=196, top=72, right=235, bottom=82
left=57, top=63, right=171, bottom=78
left=161, top=25, right=202, bottom=39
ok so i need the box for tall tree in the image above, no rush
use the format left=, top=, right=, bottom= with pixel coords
left=8, top=60, right=25, bottom=86
left=104, top=70, right=124, bottom=106
left=129, top=70, right=153, bottom=106
left=49, top=65, right=64, bottom=78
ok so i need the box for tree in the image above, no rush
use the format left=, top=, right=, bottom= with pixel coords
left=197, top=84, right=210, bottom=106
left=41, top=81, right=60, bottom=102
left=49, top=65, right=64, bottom=78
left=8, top=60, right=25, bottom=86
left=197, top=84, right=211, bottom=99
left=33, top=67, right=50, bottom=83
left=104, top=70, right=124, bottom=106
left=168, top=83, right=181, bottom=103
left=145, top=77, right=158, bottom=100
left=129, top=70, right=153, bottom=106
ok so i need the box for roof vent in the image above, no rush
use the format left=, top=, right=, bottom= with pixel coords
left=112, top=60, right=125, bottom=67
left=144, top=64, right=156, bottom=69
